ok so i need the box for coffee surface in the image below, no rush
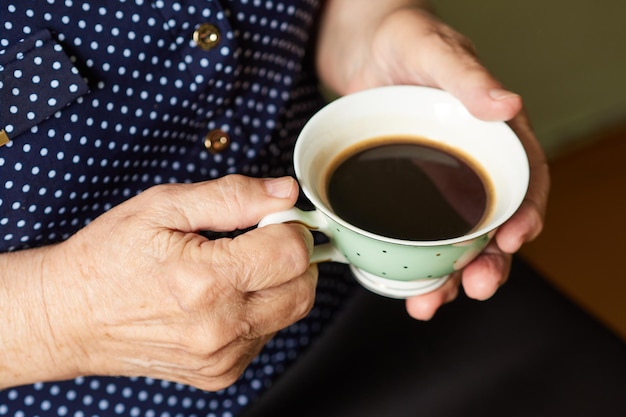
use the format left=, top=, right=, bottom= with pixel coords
left=326, top=139, right=490, bottom=241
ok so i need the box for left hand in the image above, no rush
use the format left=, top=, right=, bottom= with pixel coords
left=316, top=4, right=550, bottom=319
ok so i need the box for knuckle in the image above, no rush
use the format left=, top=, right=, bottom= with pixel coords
left=236, top=315, right=258, bottom=341
left=284, top=272, right=317, bottom=322
left=231, top=224, right=312, bottom=291
left=190, top=366, right=244, bottom=392
left=273, top=224, right=312, bottom=275
left=199, top=341, right=260, bottom=388
left=218, top=173, right=247, bottom=188
left=215, top=174, right=250, bottom=213
left=134, top=183, right=187, bottom=225
left=294, top=278, right=316, bottom=320
left=140, top=183, right=176, bottom=203
left=204, top=354, right=241, bottom=381
left=215, top=365, right=247, bottom=389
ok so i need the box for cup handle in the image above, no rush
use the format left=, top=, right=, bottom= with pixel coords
left=258, top=207, right=348, bottom=264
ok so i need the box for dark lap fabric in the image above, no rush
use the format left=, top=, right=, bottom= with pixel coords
left=244, top=256, right=626, bottom=417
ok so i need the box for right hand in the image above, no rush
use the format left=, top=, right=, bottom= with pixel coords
left=2, top=175, right=316, bottom=391
left=315, top=3, right=549, bottom=319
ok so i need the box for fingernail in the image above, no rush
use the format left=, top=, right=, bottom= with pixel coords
left=264, top=177, right=294, bottom=199
left=489, top=88, right=520, bottom=101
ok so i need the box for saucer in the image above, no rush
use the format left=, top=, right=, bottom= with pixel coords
left=350, top=265, right=449, bottom=299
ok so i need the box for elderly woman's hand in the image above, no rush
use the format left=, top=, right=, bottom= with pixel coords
left=0, top=175, right=316, bottom=390
left=317, top=1, right=549, bottom=319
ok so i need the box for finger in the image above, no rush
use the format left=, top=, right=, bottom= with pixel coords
left=422, top=49, right=522, bottom=122
left=149, top=333, right=273, bottom=392
left=461, top=242, right=513, bottom=301
left=396, top=12, right=523, bottom=121
left=496, top=111, right=550, bottom=253
left=201, top=334, right=273, bottom=389
left=136, top=175, right=299, bottom=233
left=405, top=272, right=461, bottom=321
left=241, top=264, right=318, bottom=336
left=209, top=223, right=314, bottom=292
left=495, top=200, right=546, bottom=254
left=186, top=265, right=316, bottom=386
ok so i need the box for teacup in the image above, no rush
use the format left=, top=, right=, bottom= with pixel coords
left=259, top=85, right=529, bottom=298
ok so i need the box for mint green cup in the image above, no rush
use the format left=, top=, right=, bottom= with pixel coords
left=260, top=86, right=529, bottom=298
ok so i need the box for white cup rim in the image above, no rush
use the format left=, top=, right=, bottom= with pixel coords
left=294, top=85, right=529, bottom=247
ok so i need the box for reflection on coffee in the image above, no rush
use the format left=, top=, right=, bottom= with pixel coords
left=325, top=136, right=493, bottom=241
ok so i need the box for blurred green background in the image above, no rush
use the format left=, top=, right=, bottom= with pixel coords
left=431, top=1, right=626, bottom=339
left=433, top=0, right=626, bottom=157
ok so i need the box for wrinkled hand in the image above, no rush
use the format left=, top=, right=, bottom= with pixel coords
left=39, top=175, right=316, bottom=390
left=318, top=5, right=549, bottom=319
left=406, top=109, right=549, bottom=320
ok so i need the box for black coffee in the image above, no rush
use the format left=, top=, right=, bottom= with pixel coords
left=326, top=137, right=492, bottom=241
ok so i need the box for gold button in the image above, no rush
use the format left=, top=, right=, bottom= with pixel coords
left=0, top=129, right=10, bottom=147
left=204, top=129, right=230, bottom=153
left=193, top=23, right=221, bottom=50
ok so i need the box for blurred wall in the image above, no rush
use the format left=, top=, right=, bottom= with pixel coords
left=432, top=0, right=626, bottom=157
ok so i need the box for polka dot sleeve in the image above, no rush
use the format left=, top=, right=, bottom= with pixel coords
left=0, top=29, right=88, bottom=143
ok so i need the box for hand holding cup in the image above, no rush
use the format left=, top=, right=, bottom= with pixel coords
left=261, top=86, right=529, bottom=298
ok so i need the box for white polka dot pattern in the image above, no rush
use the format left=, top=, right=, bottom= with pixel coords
left=0, top=0, right=321, bottom=251
left=0, top=1, right=355, bottom=416
left=0, top=29, right=89, bottom=139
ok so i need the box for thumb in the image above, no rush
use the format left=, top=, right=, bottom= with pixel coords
left=401, top=12, right=523, bottom=121
left=424, top=41, right=522, bottom=122
left=434, top=59, right=523, bottom=122
left=138, top=175, right=299, bottom=233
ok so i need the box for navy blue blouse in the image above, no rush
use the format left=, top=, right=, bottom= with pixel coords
left=0, top=1, right=354, bottom=415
